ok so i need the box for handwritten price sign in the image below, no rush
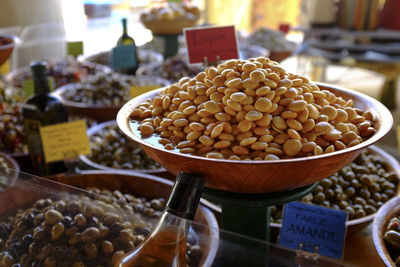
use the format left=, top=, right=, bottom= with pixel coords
left=184, top=25, right=239, bottom=64
left=39, top=120, right=90, bottom=163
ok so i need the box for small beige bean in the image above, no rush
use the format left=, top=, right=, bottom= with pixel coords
left=288, top=100, right=307, bottom=112
left=334, top=140, right=346, bottom=150
left=253, top=127, right=269, bottom=136
left=323, top=129, right=342, bottom=141
left=314, top=145, right=323, bottom=155
left=186, top=131, right=202, bottom=141
left=345, top=107, right=357, bottom=120
left=245, top=110, right=263, bottom=121
left=263, top=79, right=278, bottom=88
left=226, top=99, right=242, bottom=112
left=254, top=97, right=272, bottom=112
left=199, top=135, right=214, bottom=146
left=259, top=134, right=274, bottom=143
left=256, top=113, right=273, bottom=127
left=255, top=86, right=271, bottom=96
left=173, top=118, right=189, bottom=128
left=215, top=112, right=231, bottom=122
left=264, top=154, right=280, bottom=160
left=321, top=105, right=337, bottom=121
left=204, top=100, right=221, bottom=114
left=348, top=139, right=361, bottom=147
left=230, top=92, right=247, bottom=102
left=297, top=108, right=309, bottom=123
left=213, top=140, right=231, bottom=149
left=265, top=147, right=284, bottom=156
left=226, top=78, right=242, bottom=88
left=314, top=122, right=332, bottom=133
left=238, top=120, right=252, bottom=132
left=281, top=111, right=297, bottom=119
left=211, top=123, right=224, bottom=138
left=251, top=142, right=268, bottom=150
left=236, top=132, right=253, bottom=141
left=249, top=70, right=266, bottom=82
left=219, top=133, right=235, bottom=141
left=189, top=122, right=205, bottom=132
left=325, top=145, right=335, bottom=153
left=232, top=146, right=250, bottom=155
left=287, top=129, right=301, bottom=140
left=287, top=119, right=303, bottom=131
left=242, top=78, right=259, bottom=90
left=335, top=109, right=348, bottom=122
left=177, top=140, right=196, bottom=149
left=342, top=131, right=358, bottom=144
left=301, top=141, right=316, bottom=152
left=272, top=116, right=287, bottom=130
left=242, top=62, right=257, bottom=73
left=206, top=152, right=224, bottom=159
left=274, top=133, right=289, bottom=144
left=240, top=137, right=257, bottom=146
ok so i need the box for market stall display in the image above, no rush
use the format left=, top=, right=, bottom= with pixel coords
left=244, top=28, right=297, bottom=62
left=84, top=49, right=163, bottom=68
left=52, top=73, right=170, bottom=122
left=0, top=81, right=26, bottom=154
left=270, top=146, right=400, bottom=230
left=0, top=34, right=18, bottom=66
left=118, top=57, right=392, bottom=193
left=80, top=120, right=163, bottom=173
left=0, top=170, right=218, bottom=266
left=140, top=2, right=200, bottom=35
left=136, top=51, right=204, bottom=83
left=6, top=57, right=111, bottom=89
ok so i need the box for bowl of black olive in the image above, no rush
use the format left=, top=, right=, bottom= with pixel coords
left=270, top=146, right=400, bottom=233
left=0, top=170, right=219, bottom=266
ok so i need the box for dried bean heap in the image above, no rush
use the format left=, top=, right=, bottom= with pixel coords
left=131, top=57, right=376, bottom=160
left=0, top=189, right=202, bottom=267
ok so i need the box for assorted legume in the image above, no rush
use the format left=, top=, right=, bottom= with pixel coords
left=0, top=188, right=202, bottom=267
left=88, top=122, right=160, bottom=170
left=131, top=57, right=376, bottom=160
left=270, top=149, right=399, bottom=222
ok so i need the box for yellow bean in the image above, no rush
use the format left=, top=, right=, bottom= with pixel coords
left=345, top=107, right=357, bottom=120
left=286, top=119, right=303, bottom=131
left=206, top=152, right=224, bottom=159
left=251, top=142, right=268, bottom=150
left=259, top=134, right=274, bottom=143
left=253, top=127, right=269, bottom=136
left=245, top=110, right=263, bottom=121
left=323, top=129, right=342, bottom=142
left=263, top=79, right=278, bottom=88
left=265, top=147, right=284, bottom=156
left=189, top=122, right=204, bottom=132
left=211, top=123, right=224, bottom=138
left=274, top=133, right=289, bottom=144
left=219, top=133, right=235, bottom=142
left=256, top=113, right=273, bottom=127
left=230, top=92, right=247, bottom=102
left=240, top=137, right=257, bottom=146
left=204, top=100, right=221, bottom=114
left=287, top=129, right=301, bottom=140
left=348, top=139, right=361, bottom=147
left=313, top=145, right=323, bottom=155
left=236, top=132, right=253, bottom=141
left=232, top=146, right=250, bottom=155
left=140, top=124, right=155, bottom=136
left=279, top=78, right=293, bottom=89
left=264, top=154, right=280, bottom=160
left=177, top=140, right=196, bottom=149
left=335, top=109, right=348, bottom=122
left=242, top=62, right=257, bottom=73
left=288, top=100, right=307, bottom=112
left=297, top=108, right=309, bottom=123
left=250, top=70, right=266, bottom=82
left=183, top=106, right=196, bottom=115
left=226, top=99, right=242, bottom=112
left=281, top=111, right=297, bottom=119
left=314, top=122, right=332, bottom=133
left=238, top=120, right=252, bottom=132
left=342, top=131, right=358, bottom=144
left=301, top=141, right=316, bottom=152
left=213, top=140, right=232, bottom=149
left=334, top=140, right=346, bottom=150
left=255, top=86, right=271, bottom=96
left=307, top=104, right=320, bottom=119
left=226, top=78, right=242, bottom=88
left=199, top=135, right=214, bottom=146
left=325, top=145, right=335, bottom=153
left=186, top=131, right=202, bottom=141
left=254, top=97, right=272, bottom=112
left=272, top=116, right=287, bottom=130
left=173, top=118, right=189, bottom=128
left=321, top=105, right=337, bottom=121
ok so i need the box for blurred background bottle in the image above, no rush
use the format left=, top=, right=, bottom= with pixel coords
left=116, top=18, right=139, bottom=75
left=22, top=61, right=69, bottom=176
left=117, top=172, right=205, bottom=267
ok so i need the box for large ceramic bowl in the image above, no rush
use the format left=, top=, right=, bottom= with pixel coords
left=271, top=145, right=400, bottom=233
left=80, top=120, right=167, bottom=174
left=117, top=82, right=392, bottom=194
left=373, top=195, right=400, bottom=266
left=0, top=34, right=18, bottom=66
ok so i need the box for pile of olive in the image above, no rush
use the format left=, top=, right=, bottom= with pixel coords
left=270, top=149, right=399, bottom=222
left=88, top=122, right=160, bottom=170
left=0, top=188, right=202, bottom=267
left=0, top=82, right=27, bottom=154
left=8, top=57, right=109, bottom=89
left=384, top=215, right=400, bottom=266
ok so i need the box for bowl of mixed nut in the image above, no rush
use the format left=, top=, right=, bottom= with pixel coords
left=117, top=57, right=392, bottom=193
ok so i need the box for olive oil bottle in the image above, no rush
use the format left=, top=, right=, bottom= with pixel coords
left=22, top=61, right=69, bottom=176
left=116, top=18, right=139, bottom=75
left=116, top=172, right=205, bottom=267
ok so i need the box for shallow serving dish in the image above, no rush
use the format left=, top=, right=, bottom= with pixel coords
left=80, top=120, right=167, bottom=174
left=373, top=194, right=400, bottom=266
left=117, top=82, right=392, bottom=194
left=271, top=145, right=400, bottom=234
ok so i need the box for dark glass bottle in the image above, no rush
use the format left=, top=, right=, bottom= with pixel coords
left=22, top=61, right=69, bottom=176
left=117, top=172, right=205, bottom=267
left=117, top=18, right=139, bottom=75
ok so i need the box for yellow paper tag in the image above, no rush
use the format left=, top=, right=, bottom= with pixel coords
left=398, top=126, right=400, bottom=154
left=130, top=85, right=160, bottom=99
left=39, top=120, right=90, bottom=163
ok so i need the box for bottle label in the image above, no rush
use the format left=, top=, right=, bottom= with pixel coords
left=111, top=44, right=138, bottom=70
left=25, top=118, right=49, bottom=175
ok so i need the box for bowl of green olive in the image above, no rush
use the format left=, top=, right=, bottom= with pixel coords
left=270, top=145, right=400, bottom=232
left=80, top=120, right=166, bottom=174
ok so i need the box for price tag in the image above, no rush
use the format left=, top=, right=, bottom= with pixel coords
left=278, top=201, right=348, bottom=259
left=130, top=85, right=160, bottom=99
left=23, top=77, right=55, bottom=99
left=184, top=25, right=239, bottom=64
left=111, top=45, right=138, bottom=70
left=39, top=120, right=90, bottom=163
left=67, top=41, right=84, bottom=57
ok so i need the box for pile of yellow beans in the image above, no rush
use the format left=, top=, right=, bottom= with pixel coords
left=130, top=57, right=376, bottom=160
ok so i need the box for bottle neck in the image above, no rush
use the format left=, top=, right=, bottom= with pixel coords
left=122, top=20, right=128, bottom=36
left=151, top=211, right=191, bottom=238
left=33, top=74, right=50, bottom=95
